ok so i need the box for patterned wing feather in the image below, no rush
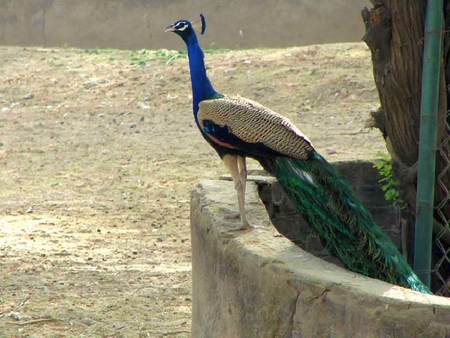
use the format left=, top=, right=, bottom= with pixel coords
left=198, top=96, right=314, bottom=159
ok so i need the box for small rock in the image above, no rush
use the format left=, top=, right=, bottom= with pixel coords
left=25, top=206, right=33, bottom=213
left=84, top=78, right=101, bottom=89
left=157, top=237, right=165, bottom=242
left=137, top=102, right=150, bottom=110
left=1, top=107, right=10, bottom=113
left=22, top=93, right=34, bottom=100
left=9, top=312, right=22, bottom=321
left=325, top=148, right=338, bottom=155
left=132, top=250, right=138, bottom=255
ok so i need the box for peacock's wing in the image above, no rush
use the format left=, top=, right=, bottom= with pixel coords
left=197, top=96, right=314, bottom=160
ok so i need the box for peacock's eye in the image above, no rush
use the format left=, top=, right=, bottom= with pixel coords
left=174, top=22, right=188, bottom=31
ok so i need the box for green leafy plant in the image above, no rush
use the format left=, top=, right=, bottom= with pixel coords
left=373, top=152, right=405, bottom=208
left=85, top=49, right=100, bottom=55
left=83, top=49, right=117, bottom=59
left=130, top=49, right=150, bottom=66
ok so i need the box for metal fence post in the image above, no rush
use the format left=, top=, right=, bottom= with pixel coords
left=414, top=0, right=443, bottom=288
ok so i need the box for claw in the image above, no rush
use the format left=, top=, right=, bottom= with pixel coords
left=222, top=220, right=253, bottom=232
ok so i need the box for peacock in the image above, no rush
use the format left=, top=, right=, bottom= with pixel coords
left=165, top=15, right=432, bottom=294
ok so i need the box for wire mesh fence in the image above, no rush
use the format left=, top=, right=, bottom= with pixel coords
left=433, top=109, right=450, bottom=296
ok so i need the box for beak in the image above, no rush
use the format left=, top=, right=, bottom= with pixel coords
left=165, top=25, right=176, bottom=33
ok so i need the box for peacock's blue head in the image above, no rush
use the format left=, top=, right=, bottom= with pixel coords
left=165, top=15, right=206, bottom=42
left=165, top=20, right=194, bottom=41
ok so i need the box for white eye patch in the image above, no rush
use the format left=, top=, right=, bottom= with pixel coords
left=175, top=22, right=189, bottom=31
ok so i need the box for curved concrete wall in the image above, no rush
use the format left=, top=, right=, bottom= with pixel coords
left=0, top=0, right=370, bottom=50
left=190, top=180, right=450, bottom=337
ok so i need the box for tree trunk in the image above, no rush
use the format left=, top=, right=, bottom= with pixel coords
left=362, top=0, right=450, bottom=295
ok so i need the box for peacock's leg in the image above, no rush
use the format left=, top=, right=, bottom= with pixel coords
left=222, top=154, right=251, bottom=230
left=237, top=155, right=248, bottom=223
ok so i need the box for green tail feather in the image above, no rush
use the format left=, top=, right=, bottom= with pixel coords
left=273, top=153, right=432, bottom=294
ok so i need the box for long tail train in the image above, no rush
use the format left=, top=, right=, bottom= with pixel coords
left=266, top=153, right=432, bottom=294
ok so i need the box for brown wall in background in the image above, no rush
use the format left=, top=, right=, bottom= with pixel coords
left=0, top=0, right=370, bottom=50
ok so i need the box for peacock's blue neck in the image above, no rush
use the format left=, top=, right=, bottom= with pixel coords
left=184, top=34, right=221, bottom=114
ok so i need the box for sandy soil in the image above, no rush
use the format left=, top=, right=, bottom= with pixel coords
left=0, top=43, right=385, bottom=337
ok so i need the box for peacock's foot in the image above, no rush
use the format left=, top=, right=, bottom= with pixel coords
left=221, top=221, right=253, bottom=232
left=219, top=207, right=253, bottom=231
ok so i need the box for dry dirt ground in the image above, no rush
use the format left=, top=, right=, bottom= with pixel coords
left=0, top=43, right=386, bottom=337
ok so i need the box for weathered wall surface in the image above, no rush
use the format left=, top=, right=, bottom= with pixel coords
left=0, top=0, right=371, bottom=50
left=191, top=179, right=450, bottom=337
